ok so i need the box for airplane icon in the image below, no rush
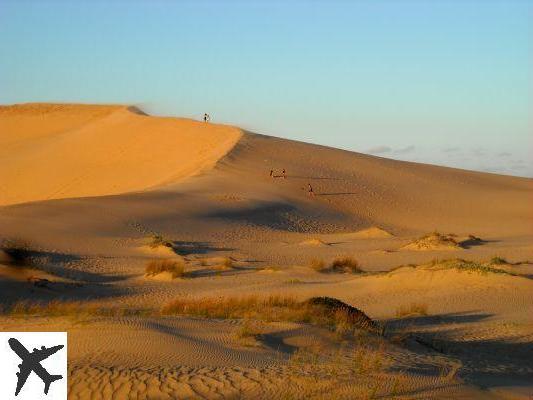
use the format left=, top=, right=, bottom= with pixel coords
left=8, top=337, right=64, bottom=396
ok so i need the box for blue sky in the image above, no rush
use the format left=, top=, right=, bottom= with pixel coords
left=1, top=0, right=531, bottom=176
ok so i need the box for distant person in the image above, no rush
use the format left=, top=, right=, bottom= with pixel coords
left=203, top=113, right=210, bottom=122
left=282, top=169, right=286, bottom=179
left=270, top=169, right=274, bottom=178
left=307, top=183, right=314, bottom=196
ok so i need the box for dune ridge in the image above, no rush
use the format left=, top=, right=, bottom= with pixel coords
left=0, top=103, right=242, bottom=205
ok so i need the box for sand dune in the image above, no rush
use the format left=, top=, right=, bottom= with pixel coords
left=0, top=103, right=241, bottom=205
left=2, top=103, right=531, bottom=237
left=1, top=104, right=532, bottom=399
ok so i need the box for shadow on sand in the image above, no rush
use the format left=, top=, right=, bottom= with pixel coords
left=171, top=241, right=235, bottom=256
left=383, top=312, right=533, bottom=390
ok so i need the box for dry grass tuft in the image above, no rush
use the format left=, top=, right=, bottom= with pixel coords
left=310, top=257, right=364, bottom=274
left=234, top=319, right=263, bottom=345
left=490, top=256, right=508, bottom=265
left=221, top=257, right=234, bottom=269
left=403, top=232, right=459, bottom=251
left=161, top=295, right=299, bottom=320
left=330, top=257, right=363, bottom=273
left=145, top=259, right=185, bottom=278
left=395, top=303, right=428, bottom=318
left=149, top=234, right=173, bottom=248
left=429, top=258, right=512, bottom=275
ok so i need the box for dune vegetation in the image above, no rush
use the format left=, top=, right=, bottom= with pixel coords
left=310, top=257, right=364, bottom=274
left=145, top=259, right=186, bottom=278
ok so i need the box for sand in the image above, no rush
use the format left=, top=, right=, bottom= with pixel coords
left=1, top=103, right=532, bottom=399
left=0, top=103, right=241, bottom=205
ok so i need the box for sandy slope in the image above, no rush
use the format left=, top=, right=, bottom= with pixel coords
left=0, top=103, right=242, bottom=205
left=1, top=104, right=532, bottom=399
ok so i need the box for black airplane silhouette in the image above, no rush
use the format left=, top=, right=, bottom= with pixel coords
left=8, top=338, right=64, bottom=396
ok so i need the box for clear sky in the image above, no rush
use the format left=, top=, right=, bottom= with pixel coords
left=1, top=0, right=531, bottom=177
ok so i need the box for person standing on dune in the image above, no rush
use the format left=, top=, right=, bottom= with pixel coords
left=270, top=169, right=274, bottom=178
left=203, top=113, right=210, bottom=122
left=307, top=183, right=314, bottom=196
left=282, top=169, right=286, bottom=179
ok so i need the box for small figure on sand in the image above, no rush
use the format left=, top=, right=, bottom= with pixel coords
left=307, top=183, right=314, bottom=196
left=270, top=169, right=274, bottom=178
left=203, top=113, right=210, bottom=122
left=282, top=169, right=286, bottom=179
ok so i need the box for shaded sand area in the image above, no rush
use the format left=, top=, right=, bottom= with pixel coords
left=1, top=104, right=532, bottom=399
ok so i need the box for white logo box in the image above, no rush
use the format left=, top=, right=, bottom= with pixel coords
left=0, top=332, right=67, bottom=400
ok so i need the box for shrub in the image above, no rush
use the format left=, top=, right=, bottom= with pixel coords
left=145, top=259, right=185, bottom=278
left=330, top=257, right=362, bottom=273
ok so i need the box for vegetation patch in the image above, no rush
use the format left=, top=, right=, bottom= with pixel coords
left=145, top=259, right=185, bottom=278
left=427, top=258, right=513, bottom=275
left=149, top=234, right=173, bottom=248
left=1, top=300, right=149, bottom=317
left=490, top=256, right=508, bottom=265
left=161, top=295, right=378, bottom=333
left=330, top=257, right=363, bottom=273
left=310, top=257, right=364, bottom=274
left=219, top=257, right=234, bottom=270
left=309, top=258, right=327, bottom=272
left=402, top=232, right=460, bottom=251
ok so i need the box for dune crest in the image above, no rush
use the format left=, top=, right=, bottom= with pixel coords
left=0, top=103, right=242, bottom=205
left=348, top=227, right=393, bottom=239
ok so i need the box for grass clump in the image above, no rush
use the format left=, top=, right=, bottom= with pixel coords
left=429, top=258, right=512, bottom=275
left=330, top=257, right=363, bottom=273
left=403, top=231, right=459, bottom=251
left=310, top=257, right=364, bottom=274
left=490, top=256, right=508, bottom=265
left=145, top=259, right=185, bottom=278
left=221, top=257, right=234, bottom=270
left=234, top=319, right=263, bottom=345
left=149, top=234, right=173, bottom=248
left=395, top=303, right=428, bottom=318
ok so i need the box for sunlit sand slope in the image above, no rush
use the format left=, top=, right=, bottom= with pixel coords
left=0, top=103, right=242, bottom=205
